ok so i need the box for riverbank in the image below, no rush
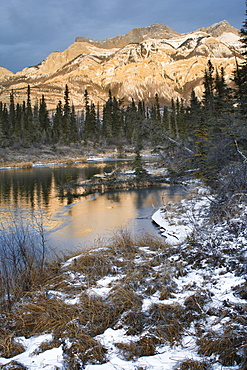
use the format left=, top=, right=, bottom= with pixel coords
left=0, top=186, right=246, bottom=369
left=0, top=144, right=138, bottom=169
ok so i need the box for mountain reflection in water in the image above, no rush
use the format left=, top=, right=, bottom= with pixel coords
left=0, top=161, right=187, bottom=252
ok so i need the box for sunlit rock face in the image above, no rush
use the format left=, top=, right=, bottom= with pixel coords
left=0, top=21, right=242, bottom=110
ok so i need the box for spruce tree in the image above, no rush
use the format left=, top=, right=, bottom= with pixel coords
left=125, top=98, right=137, bottom=143
left=53, top=100, right=63, bottom=143
left=234, top=1, right=247, bottom=116
left=102, top=90, right=113, bottom=141
left=83, top=89, right=91, bottom=142
left=39, top=94, right=50, bottom=142
left=24, top=85, right=34, bottom=143
left=63, top=84, right=70, bottom=142
left=170, top=98, right=178, bottom=138
left=9, top=90, right=16, bottom=137
left=69, top=103, right=79, bottom=142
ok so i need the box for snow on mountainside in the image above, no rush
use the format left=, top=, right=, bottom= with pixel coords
left=0, top=21, right=242, bottom=110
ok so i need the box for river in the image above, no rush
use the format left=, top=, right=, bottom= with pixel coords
left=0, top=158, right=187, bottom=253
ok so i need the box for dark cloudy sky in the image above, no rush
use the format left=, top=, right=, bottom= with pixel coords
left=0, top=0, right=245, bottom=73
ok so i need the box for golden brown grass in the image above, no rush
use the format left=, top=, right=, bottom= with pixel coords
left=147, top=303, right=186, bottom=344
left=0, top=336, right=25, bottom=359
left=107, top=285, right=143, bottom=315
left=197, top=328, right=247, bottom=367
left=63, top=334, right=107, bottom=368
left=116, top=310, right=145, bottom=335
left=77, top=293, right=118, bottom=336
left=178, top=359, right=210, bottom=369
left=13, top=295, right=79, bottom=337
left=1, top=162, right=33, bottom=169
left=0, top=360, right=27, bottom=369
left=115, top=334, right=161, bottom=360
left=68, top=251, right=114, bottom=284
left=1, top=229, right=246, bottom=369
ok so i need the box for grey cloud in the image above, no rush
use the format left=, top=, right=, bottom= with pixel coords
left=0, top=0, right=244, bottom=72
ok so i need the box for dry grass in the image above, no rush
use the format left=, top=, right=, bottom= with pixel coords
left=77, top=293, right=118, bottom=336
left=109, top=229, right=140, bottom=255
left=147, top=303, right=186, bottom=344
left=107, top=285, right=143, bottom=315
left=68, top=251, right=114, bottom=284
left=115, top=334, right=161, bottom=360
left=63, top=334, right=107, bottom=368
left=197, top=327, right=247, bottom=367
left=0, top=360, right=27, bottom=369
left=135, top=232, right=170, bottom=251
left=184, top=292, right=210, bottom=313
left=1, top=162, right=34, bottom=169
left=32, top=338, right=62, bottom=355
left=0, top=336, right=25, bottom=359
left=178, top=359, right=210, bottom=369
left=116, top=310, right=145, bottom=335
left=1, top=227, right=247, bottom=368
left=13, top=295, right=79, bottom=337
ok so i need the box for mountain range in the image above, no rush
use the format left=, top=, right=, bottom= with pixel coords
left=0, top=20, right=242, bottom=110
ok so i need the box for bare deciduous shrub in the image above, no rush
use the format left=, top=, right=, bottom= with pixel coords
left=0, top=212, right=52, bottom=309
left=210, top=161, right=247, bottom=221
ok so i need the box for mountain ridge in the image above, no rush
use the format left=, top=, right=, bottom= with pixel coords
left=0, top=21, right=242, bottom=110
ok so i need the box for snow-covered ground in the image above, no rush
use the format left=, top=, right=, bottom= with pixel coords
left=0, top=180, right=246, bottom=369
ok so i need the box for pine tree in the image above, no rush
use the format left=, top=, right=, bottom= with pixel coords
left=0, top=101, right=4, bottom=146
left=112, top=96, right=124, bottom=139
left=15, top=103, right=23, bottom=140
left=33, top=101, right=40, bottom=141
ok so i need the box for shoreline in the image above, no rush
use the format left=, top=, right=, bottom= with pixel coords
left=0, top=145, right=140, bottom=170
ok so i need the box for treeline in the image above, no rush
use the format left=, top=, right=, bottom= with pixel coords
left=0, top=65, right=244, bottom=149
left=0, top=83, right=191, bottom=147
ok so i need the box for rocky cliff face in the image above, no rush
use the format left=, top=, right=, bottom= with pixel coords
left=0, top=21, right=242, bottom=110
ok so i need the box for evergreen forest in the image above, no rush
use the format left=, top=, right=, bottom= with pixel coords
left=1, top=9, right=247, bottom=187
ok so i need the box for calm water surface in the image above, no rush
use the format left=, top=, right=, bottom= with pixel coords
left=0, top=160, right=187, bottom=253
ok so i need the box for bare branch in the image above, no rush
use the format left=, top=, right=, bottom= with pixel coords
left=235, top=140, right=247, bottom=162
